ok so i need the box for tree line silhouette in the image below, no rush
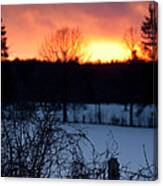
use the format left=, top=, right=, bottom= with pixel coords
left=2, top=60, right=157, bottom=104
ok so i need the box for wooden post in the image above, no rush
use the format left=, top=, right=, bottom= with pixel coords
left=108, top=157, right=120, bottom=180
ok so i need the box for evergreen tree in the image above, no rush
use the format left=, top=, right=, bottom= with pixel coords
left=1, top=20, right=9, bottom=61
left=141, top=2, right=158, bottom=61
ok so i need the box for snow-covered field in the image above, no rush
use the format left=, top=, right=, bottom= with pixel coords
left=1, top=103, right=157, bottom=179
left=28, top=102, right=158, bottom=171
left=63, top=123, right=157, bottom=172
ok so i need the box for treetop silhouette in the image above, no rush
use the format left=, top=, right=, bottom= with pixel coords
left=1, top=19, right=9, bottom=61
left=39, top=27, right=86, bottom=63
left=141, top=2, right=158, bottom=62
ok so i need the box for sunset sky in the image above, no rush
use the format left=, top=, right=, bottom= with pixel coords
left=2, top=1, right=149, bottom=62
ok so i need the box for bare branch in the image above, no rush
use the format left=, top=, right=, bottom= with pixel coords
left=123, top=27, right=139, bottom=60
left=39, top=27, right=86, bottom=63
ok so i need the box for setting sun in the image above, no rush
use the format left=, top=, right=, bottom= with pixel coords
left=86, top=40, right=130, bottom=62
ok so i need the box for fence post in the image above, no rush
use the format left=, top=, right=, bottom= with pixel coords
left=108, top=157, right=120, bottom=180
left=71, top=160, right=86, bottom=179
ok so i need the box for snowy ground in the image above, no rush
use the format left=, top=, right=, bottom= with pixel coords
left=2, top=102, right=157, bottom=178
left=63, top=123, right=157, bottom=172
left=34, top=103, right=157, bottom=171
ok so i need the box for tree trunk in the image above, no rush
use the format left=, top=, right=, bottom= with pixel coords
left=97, top=104, right=101, bottom=124
left=129, top=103, right=133, bottom=127
left=63, top=63, right=68, bottom=123
left=63, top=102, right=67, bottom=123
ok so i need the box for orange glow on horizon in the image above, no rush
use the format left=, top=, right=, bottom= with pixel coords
left=83, top=39, right=148, bottom=63
left=8, top=39, right=148, bottom=63
left=85, top=40, right=130, bottom=63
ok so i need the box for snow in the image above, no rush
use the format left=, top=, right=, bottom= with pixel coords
left=63, top=123, right=157, bottom=172
left=23, top=103, right=157, bottom=171
left=2, top=103, right=157, bottom=178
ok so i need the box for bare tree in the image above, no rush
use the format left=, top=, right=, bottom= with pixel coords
left=123, top=27, right=139, bottom=61
left=39, top=27, right=88, bottom=123
left=123, top=28, right=139, bottom=127
left=1, top=103, right=58, bottom=177
left=1, top=103, right=93, bottom=177
left=39, top=27, right=86, bottom=63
